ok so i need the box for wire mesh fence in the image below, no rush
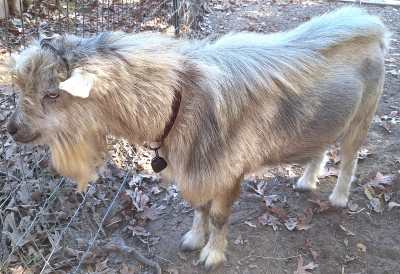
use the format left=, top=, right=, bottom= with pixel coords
left=0, top=0, right=194, bottom=273
left=0, top=0, right=189, bottom=52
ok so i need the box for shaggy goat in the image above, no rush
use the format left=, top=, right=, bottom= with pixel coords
left=7, top=7, right=389, bottom=270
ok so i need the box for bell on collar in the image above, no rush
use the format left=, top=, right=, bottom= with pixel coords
left=151, top=149, right=167, bottom=173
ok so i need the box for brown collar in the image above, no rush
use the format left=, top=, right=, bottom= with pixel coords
left=149, top=90, right=181, bottom=173
left=151, top=90, right=182, bottom=149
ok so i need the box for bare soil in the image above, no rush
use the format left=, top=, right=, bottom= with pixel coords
left=0, top=1, right=400, bottom=274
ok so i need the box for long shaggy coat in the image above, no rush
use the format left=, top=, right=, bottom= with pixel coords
left=7, top=6, right=389, bottom=269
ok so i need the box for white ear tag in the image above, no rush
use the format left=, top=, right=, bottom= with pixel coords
left=59, top=68, right=95, bottom=98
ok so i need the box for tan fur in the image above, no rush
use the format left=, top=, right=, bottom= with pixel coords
left=6, top=7, right=389, bottom=269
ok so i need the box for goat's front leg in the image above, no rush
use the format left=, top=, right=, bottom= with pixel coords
left=295, top=151, right=328, bottom=191
left=198, top=182, right=240, bottom=271
left=181, top=204, right=210, bottom=251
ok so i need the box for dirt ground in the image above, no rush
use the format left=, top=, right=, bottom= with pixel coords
left=0, top=1, right=400, bottom=274
left=147, top=2, right=400, bottom=274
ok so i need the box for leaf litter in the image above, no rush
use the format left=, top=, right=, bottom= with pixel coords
left=294, top=255, right=318, bottom=274
left=362, top=171, right=397, bottom=213
left=258, top=191, right=316, bottom=231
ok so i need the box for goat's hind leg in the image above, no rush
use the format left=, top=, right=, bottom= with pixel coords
left=330, top=78, right=383, bottom=207
left=329, top=115, right=374, bottom=207
left=329, top=144, right=358, bottom=207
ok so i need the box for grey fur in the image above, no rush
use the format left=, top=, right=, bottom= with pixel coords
left=7, top=6, right=390, bottom=269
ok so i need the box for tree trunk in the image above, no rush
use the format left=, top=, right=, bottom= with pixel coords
left=11, top=0, right=23, bottom=16
left=0, top=0, right=9, bottom=19
left=0, top=0, right=24, bottom=18
left=188, top=0, right=208, bottom=30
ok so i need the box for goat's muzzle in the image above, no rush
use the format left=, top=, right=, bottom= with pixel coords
left=7, top=114, right=41, bottom=143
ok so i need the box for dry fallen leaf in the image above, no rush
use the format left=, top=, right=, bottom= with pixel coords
left=126, top=187, right=150, bottom=212
left=255, top=181, right=267, bottom=195
left=9, top=266, right=31, bottom=274
left=367, top=172, right=396, bottom=189
left=318, top=166, right=339, bottom=178
left=165, top=267, right=180, bottom=274
left=369, top=197, right=384, bottom=213
left=297, top=208, right=314, bottom=231
left=384, top=192, right=392, bottom=202
left=127, top=225, right=150, bottom=237
left=264, top=194, right=280, bottom=207
left=364, top=184, right=384, bottom=213
left=304, top=239, right=319, bottom=261
left=388, top=201, right=400, bottom=211
left=344, top=254, right=356, bottom=263
left=139, top=206, right=159, bottom=221
left=150, top=185, right=163, bottom=195
left=284, top=217, right=298, bottom=231
left=309, top=199, right=331, bottom=212
left=120, top=264, right=138, bottom=274
left=3, top=213, right=34, bottom=249
left=364, top=186, right=375, bottom=200
left=95, top=259, right=114, bottom=273
left=266, top=206, right=289, bottom=221
left=358, top=148, right=371, bottom=160
left=258, top=213, right=281, bottom=231
left=347, top=201, right=359, bottom=212
left=380, top=120, right=392, bottom=133
left=234, top=234, right=245, bottom=245
left=294, top=255, right=318, bottom=274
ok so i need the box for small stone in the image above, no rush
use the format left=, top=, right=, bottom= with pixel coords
left=356, top=243, right=367, bottom=253
left=0, top=113, right=6, bottom=123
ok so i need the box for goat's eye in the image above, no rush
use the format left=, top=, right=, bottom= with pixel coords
left=45, top=92, right=59, bottom=99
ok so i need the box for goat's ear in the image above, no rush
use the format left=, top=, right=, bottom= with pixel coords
left=59, top=68, right=95, bottom=98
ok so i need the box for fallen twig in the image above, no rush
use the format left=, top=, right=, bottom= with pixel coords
left=348, top=207, right=366, bottom=215
left=105, top=240, right=162, bottom=274
left=238, top=253, right=301, bottom=265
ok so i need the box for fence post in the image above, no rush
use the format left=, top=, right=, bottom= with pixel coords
left=173, top=0, right=180, bottom=36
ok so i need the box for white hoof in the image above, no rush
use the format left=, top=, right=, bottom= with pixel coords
left=180, top=229, right=206, bottom=251
left=329, top=192, right=348, bottom=208
left=295, top=176, right=317, bottom=191
left=199, top=244, right=226, bottom=271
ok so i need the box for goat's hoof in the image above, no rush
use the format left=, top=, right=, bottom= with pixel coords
left=295, top=177, right=317, bottom=191
left=180, top=230, right=206, bottom=252
left=329, top=192, right=348, bottom=208
left=199, top=245, right=225, bottom=272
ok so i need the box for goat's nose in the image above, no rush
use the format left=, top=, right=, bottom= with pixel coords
left=7, top=120, right=19, bottom=135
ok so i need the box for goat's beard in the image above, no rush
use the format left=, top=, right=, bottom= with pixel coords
left=49, top=130, right=107, bottom=192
